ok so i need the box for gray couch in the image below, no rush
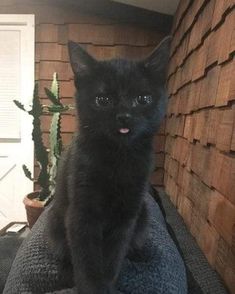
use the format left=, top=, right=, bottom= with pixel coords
left=3, top=194, right=187, bottom=294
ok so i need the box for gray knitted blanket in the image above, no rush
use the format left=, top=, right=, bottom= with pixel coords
left=3, top=195, right=187, bottom=294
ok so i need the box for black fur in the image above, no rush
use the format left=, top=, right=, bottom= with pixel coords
left=47, top=37, right=171, bottom=294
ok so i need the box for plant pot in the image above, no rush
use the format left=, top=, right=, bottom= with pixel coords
left=23, top=191, right=45, bottom=229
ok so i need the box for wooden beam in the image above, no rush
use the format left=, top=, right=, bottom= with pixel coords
left=50, top=0, right=173, bottom=33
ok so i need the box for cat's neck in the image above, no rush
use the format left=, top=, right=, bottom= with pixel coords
left=76, top=131, right=154, bottom=156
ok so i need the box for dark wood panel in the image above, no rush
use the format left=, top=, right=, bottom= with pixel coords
left=50, top=0, right=173, bottom=33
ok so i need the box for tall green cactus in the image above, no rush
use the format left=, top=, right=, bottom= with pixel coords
left=31, top=83, right=50, bottom=201
left=14, top=73, right=74, bottom=203
left=48, top=73, right=62, bottom=202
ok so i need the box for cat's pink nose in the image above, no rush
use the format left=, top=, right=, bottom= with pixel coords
left=116, top=113, right=131, bottom=124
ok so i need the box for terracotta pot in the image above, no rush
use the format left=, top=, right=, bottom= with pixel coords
left=23, top=191, right=45, bottom=229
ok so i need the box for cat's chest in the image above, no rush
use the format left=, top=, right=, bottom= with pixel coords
left=99, top=150, right=150, bottom=183
left=73, top=145, right=150, bottom=220
left=75, top=140, right=152, bottom=193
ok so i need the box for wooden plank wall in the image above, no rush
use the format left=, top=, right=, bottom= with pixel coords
left=165, top=0, right=235, bottom=292
left=1, top=1, right=167, bottom=185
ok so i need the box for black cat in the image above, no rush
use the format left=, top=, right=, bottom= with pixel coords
left=47, top=37, right=171, bottom=294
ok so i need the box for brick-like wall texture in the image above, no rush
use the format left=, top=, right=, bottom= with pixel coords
left=165, top=0, right=235, bottom=292
left=1, top=1, right=167, bottom=186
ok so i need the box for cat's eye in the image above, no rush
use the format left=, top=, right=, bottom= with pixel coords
left=135, top=95, right=152, bottom=106
left=95, top=96, right=112, bottom=107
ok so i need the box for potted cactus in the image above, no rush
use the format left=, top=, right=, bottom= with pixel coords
left=14, top=73, right=74, bottom=228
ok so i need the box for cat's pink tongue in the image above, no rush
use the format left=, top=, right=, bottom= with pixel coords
left=119, top=128, right=130, bottom=134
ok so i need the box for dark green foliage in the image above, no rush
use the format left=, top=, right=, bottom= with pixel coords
left=48, top=73, right=62, bottom=202
left=22, top=164, right=34, bottom=181
left=13, top=100, right=26, bottom=111
left=14, top=73, right=74, bottom=203
left=30, top=83, right=50, bottom=201
left=44, top=87, right=62, bottom=106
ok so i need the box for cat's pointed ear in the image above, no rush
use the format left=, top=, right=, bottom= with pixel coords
left=68, top=41, right=96, bottom=76
left=144, top=36, right=171, bottom=81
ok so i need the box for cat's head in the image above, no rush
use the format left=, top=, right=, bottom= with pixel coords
left=68, top=37, right=171, bottom=143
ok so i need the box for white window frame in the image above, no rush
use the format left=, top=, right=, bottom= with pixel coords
left=0, top=14, right=35, bottom=224
left=0, top=14, right=35, bottom=143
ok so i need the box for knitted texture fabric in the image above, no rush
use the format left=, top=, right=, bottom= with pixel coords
left=3, top=195, right=187, bottom=294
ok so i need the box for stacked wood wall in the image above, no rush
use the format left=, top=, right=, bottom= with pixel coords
left=165, top=0, right=235, bottom=292
left=1, top=0, right=167, bottom=186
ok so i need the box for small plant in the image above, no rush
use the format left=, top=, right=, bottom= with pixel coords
left=14, top=73, right=74, bottom=204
